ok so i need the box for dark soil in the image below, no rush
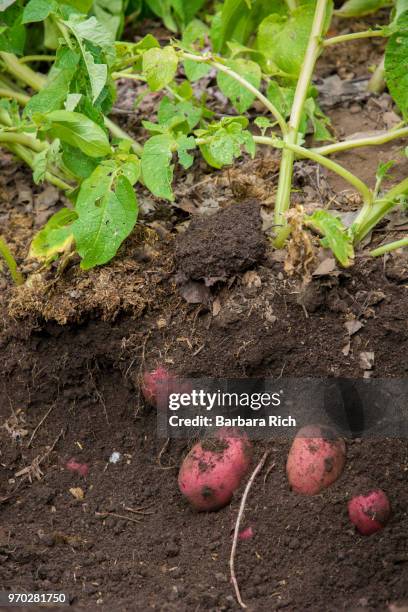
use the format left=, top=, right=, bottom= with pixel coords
left=1, top=14, right=408, bottom=612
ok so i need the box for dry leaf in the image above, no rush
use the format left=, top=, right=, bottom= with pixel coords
left=345, top=319, right=364, bottom=336
left=313, top=257, right=337, bottom=276
left=359, top=351, right=375, bottom=370
left=69, top=487, right=84, bottom=500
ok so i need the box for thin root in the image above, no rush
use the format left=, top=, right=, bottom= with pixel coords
left=230, top=450, right=270, bottom=609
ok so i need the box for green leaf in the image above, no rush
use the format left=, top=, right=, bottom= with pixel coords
left=197, top=117, right=255, bottom=168
left=25, top=48, right=80, bottom=115
left=63, top=0, right=93, bottom=11
left=335, top=0, right=390, bottom=17
left=36, top=110, right=111, bottom=158
left=254, top=116, right=274, bottom=134
left=61, top=143, right=99, bottom=179
left=266, top=81, right=295, bottom=118
left=64, top=15, right=114, bottom=103
left=32, top=139, right=61, bottom=184
left=211, top=0, right=281, bottom=53
left=181, top=19, right=210, bottom=81
left=306, top=210, right=354, bottom=267
left=142, top=46, right=178, bottom=91
left=216, top=58, right=261, bottom=113
left=376, top=160, right=395, bottom=182
left=92, top=0, right=124, bottom=39
left=141, top=134, right=175, bottom=200
left=22, top=0, right=57, bottom=24
left=30, top=208, right=77, bottom=262
left=176, top=134, right=196, bottom=168
left=256, top=2, right=333, bottom=78
left=385, top=12, right=408, bottom=120
left=72, top=163, right=139, bottom=269
left=0, top=4, right=25, bottom=55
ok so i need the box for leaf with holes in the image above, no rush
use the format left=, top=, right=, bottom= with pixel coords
left=72, top=162, right=138, bottom=269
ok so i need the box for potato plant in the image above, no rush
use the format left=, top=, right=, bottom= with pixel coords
left=0, top=0, right=407, bottom=277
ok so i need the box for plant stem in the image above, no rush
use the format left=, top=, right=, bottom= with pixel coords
left=313, top=126, right=408, bottom=155
left=370, top=236, right=408, bottom=256
left=285, top=0, right=298, bottom=11
left=0, top=131, right=47, bottom=152
left=0, top=52, right=46, bottom=91
left=323, top=29, right=386, bottom=46
left=273, top=0, right=330, bottom=238
left=368, top=56, right=386, bottom=94
left=0, top=87, right=30, bottom=105
left=104, top=117, right=143, bottom=155
left=351, top=176, right=408, bottom=244
left=0, top=235, right=24, bottom=285
left=181, top=51, right=288, bottom=134
left=255, top=135, right=373, bottom=204
left=19, top=55, right=56, bottom=64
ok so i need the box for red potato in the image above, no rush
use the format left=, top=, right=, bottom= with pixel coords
left=178, top=429, right=252, bottom=511
left=140, top=366, right=175, bottom=408
left=286, top=425, right=346, bottom=495
left=348, top=489, right=391, bottom=535
left=66, top=458, right=89, bottom=477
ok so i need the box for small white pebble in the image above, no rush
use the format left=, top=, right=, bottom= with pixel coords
left=109, top=451, right=121, bottom=464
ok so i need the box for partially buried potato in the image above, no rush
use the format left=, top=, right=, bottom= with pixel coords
left=178, top=429, right=252, bottom=511
left=286, top=425, right=346, bottom=495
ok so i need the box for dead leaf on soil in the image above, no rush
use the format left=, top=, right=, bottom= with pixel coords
left=345, top=319, right=364, bottom=336
left=312, top=257, right=337, bottom=276
left=359, top=351, right=375, bottom=370
left=69, top=487, right=84, bottom=500
left=212, top=297, right=221, bottom=317
left=178, top=280, right=210, bottom=304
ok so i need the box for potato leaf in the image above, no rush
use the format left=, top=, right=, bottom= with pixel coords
left=142, top=46, right=178, bottom=91
left=22, top=0, right=58, bottom=24
left=25, top=48, right=80, bottom=115
left=0, top=4, right=26, bottom=54
left=92, top=0, right=124, bottom=39
left=197, top=117, right=255, bottom=168
left=256, top=1, right=333, bottom=78
left=64, top=15, right=114, bottom=102
left=216, top=58, right=261, bottom=113
left=335, top=0, right=390, bottom=17
left=141, top=134, right=175, bottom=200
left=306, top=210, right=354, bottom=267
left=181, top=19, right=210, bottom=81
left=30, top=208, right=77, bottom=262
left=385, top=12, right=408, bottom=120
left=35, top=110, right=111, bottom=158
left=72, top=162, right=139, bottom=269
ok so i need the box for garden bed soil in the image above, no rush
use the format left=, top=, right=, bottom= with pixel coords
left=1, top=18, right=408, bottom=612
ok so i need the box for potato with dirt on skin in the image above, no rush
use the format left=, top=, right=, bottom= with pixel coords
left=286, top=424, right=346, bottom=495
left=348, top=489, right=391, bottom=535
left=178, top=429, right=253, bottom=511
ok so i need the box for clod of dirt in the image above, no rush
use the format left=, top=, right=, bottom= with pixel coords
left=175, top=200, right=266, bottom=285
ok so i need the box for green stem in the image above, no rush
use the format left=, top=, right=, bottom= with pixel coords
left=0, top=52, right=46, bottom=91
left=0, top=131, right=47, bottom=152
left=352, top=177, right=408, bottom=244
left=255, top=135, right=373, bottom=205
left=273, top=0, right=330, bottom=237
left=181, top=51, right=288, bottom=134
left=370, top=236, right=408, bottom=256
left=313, top=126, right=408, bottom=155
left=285, top=0, right=298, bottom=11
left=111, top=71, right=146, bottom=82
left=368, top=56, right=385, bottom=94
left=0, top=236, right=24, bottom=285
left=0, top=87, right=30, bottom=105
left=323, top=29, right=386, bottom=46
left=19, top=55, right=56, bottom=64
left=104, top=117, right=143, bottom=156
